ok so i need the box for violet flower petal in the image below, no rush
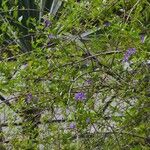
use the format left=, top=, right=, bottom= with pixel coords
left=140, top=34, right=145, bottom=43
left=44, top=19, right=51, bottom=27
left=123, top=48, right=136, bottom=62
left=75, top=92, right=86, bottom=101
left=70, top=123, right=76, bottom=129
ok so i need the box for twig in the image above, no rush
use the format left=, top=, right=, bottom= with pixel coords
left=126, top=0, right=141, bottom=23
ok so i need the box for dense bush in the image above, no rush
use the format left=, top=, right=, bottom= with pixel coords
left=0, top=0, right=149, bottom=149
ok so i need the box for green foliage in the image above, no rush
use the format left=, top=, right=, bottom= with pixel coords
left=0, top=0, right=150, bottom=149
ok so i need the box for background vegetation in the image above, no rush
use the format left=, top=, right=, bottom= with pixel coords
left=0, top=0, right=149, bottom=149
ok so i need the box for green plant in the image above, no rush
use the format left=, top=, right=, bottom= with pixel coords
left=0, top=0, right=150, bottom=149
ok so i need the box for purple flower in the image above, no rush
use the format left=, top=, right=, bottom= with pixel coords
left=75, top=92, right=86, bottom=101
left=25, top=93, right=33, bottom=103
left=123, top=48, right=136, bottom=62
left=70, top=123, right=76, bottom=129
left=140, top=34, right=145, bottom=43
left=86, top=118, right=90, bottom=123
left=86, top=79, right=92, bottom=84
left=48, top=34, right=55, bottom=39
left=44, top=19, right=51, bottom=28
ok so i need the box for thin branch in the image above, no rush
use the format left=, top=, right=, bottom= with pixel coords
left=0, top=95, right=11, bottom=107
left=0, top=119, right=68, bottom=127
left=126, top=0, right=141, bottom=22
